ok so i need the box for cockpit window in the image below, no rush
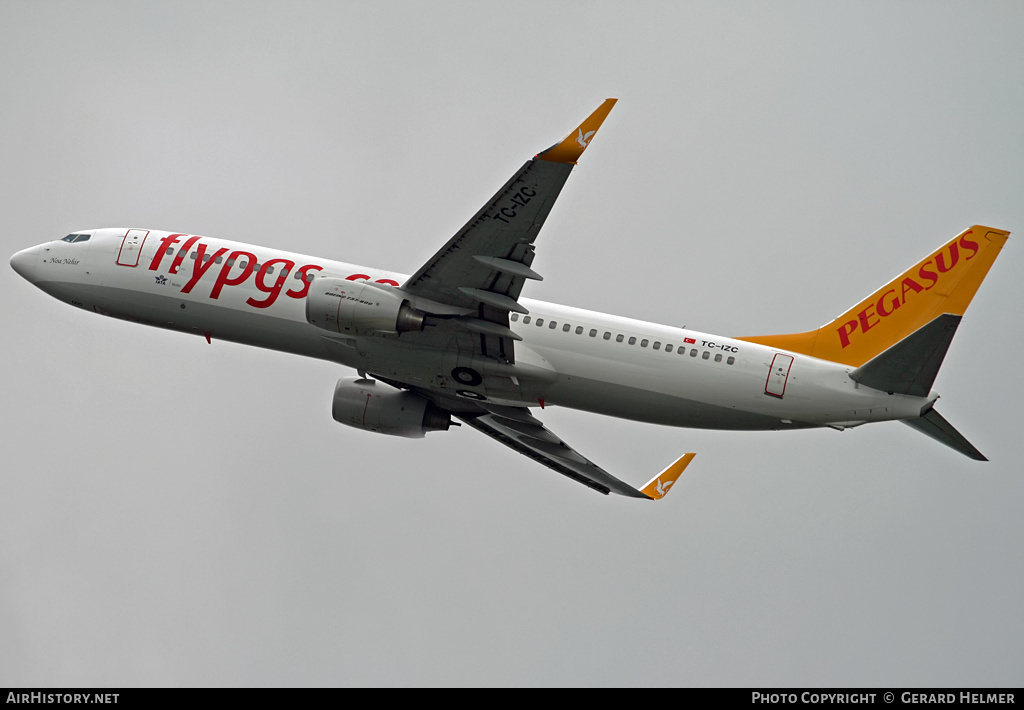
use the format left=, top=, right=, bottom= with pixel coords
left=62, top=234, right=90, bottom=243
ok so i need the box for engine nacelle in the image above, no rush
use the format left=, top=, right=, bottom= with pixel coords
left=306, top=278, right=425, bottom=335
left=331, top=377, right=451, bottom=438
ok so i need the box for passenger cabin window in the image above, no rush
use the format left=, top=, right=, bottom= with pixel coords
left=562, top=323, right=570, bottom=332
left=536, top=318, right=544, bottom=327
left=665, top=344, right=673, bottom=352
left=575, top=326, right=583, bottom=335
left=523, top=316, right=531, bottom=324
left=549, top=321, right=557, bottom=329
left=627, top=336, right=636, bottom=345
left=510, top=314, right=519, bottom=322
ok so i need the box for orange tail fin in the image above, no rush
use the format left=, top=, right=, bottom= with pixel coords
left=737, top=226, right=1009, bottom=367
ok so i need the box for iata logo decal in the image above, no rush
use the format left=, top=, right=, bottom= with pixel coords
left=836, top=233, right=980, bottom=349
left=155, top=275, right=167, bottom=286
left=576, top=128, right=596, bottom=148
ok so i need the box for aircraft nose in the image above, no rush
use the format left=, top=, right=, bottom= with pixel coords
left=10, top=246, right=40, bottom=283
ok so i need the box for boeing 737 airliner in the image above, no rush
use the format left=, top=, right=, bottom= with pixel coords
left=10, top=100, right=1009, bottom=499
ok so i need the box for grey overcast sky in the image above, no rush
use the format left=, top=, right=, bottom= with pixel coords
left=2, top=0, right=1023, bottom=687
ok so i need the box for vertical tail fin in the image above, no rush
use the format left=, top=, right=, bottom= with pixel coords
left=736, top=226, right=1009, bottom=367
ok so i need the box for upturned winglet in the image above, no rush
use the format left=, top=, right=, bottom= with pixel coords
left=536, top=98, right=617, bottom=165
left=639, top=453, right=696, bottom=500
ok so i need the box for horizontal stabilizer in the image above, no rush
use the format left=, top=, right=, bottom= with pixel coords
left=902, top=407, right=987, bottom=461
left=850, top=314, right=961, bottom=396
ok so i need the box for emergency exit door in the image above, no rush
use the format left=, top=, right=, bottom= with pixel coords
left=765, top=353, right=794, bottom=398
left=116, top=229, right=149, bottom=266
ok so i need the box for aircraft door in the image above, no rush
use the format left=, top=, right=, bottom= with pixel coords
left=765, top=353, right=794, bottom=398
left=116, top=229, right=149, bottom=266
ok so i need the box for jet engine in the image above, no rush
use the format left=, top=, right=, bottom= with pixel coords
left=331, top=377, right=452, bottom=438
left=306, top=278, right=426, bottom=335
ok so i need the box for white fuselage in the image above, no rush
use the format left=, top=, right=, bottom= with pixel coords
left=13, top=228, right=934, bottom=431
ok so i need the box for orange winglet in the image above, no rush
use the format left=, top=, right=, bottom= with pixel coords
left=640, top=453, right=695, bottom=500
left=536, top=98, right=617, bottom=165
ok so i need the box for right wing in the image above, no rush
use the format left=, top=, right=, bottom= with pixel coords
left=398, top=99, right=618, bottom=366
left=458, top=403, right=694, bottom=499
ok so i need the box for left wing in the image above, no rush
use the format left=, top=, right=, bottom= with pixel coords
left=459, top=404, right=694, bottom=499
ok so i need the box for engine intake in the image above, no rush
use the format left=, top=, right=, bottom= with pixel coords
left=331, top=377, right=451, bottom=438
left=306, top=278, right=426, bottom=335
